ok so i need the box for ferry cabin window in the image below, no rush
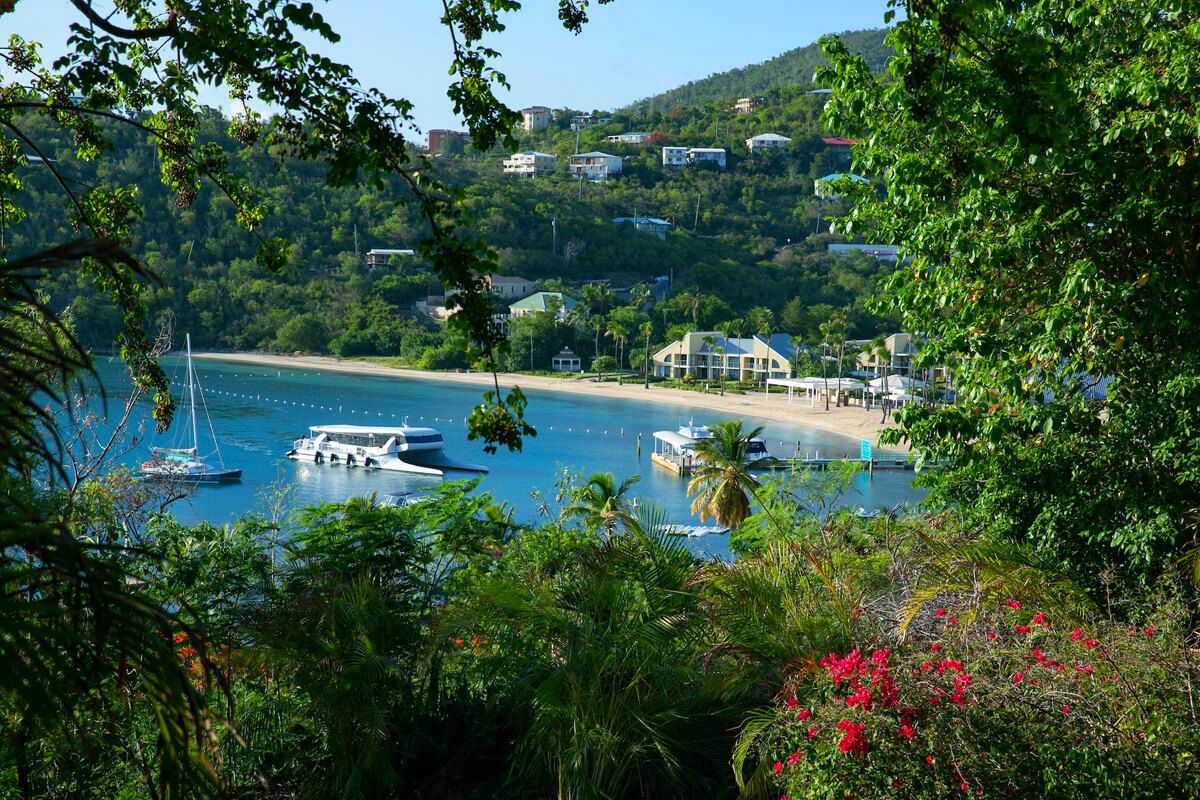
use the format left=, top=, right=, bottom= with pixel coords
left=326, top=432, right=443, bottom=446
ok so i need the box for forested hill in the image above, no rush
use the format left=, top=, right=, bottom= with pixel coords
left=623, top=28, right=892, bottom=112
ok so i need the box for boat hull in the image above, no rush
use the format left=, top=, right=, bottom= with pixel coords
left=285, top=449, right=446, bottom=477
left=140, top=466, right=242, bottom=483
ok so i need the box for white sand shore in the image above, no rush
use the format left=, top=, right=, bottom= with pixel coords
left=194, top=352, right=907, bottom=449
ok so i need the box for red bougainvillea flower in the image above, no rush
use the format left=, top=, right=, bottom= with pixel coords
left=786, top=696, right=798, bottom=708
left=930, top=643, right=944, bottom=652
left=1084, top=638, right=1100, bottom=649
left=837, top=719, right=870, bottom=756
left=772, top=761, right=785, bottom=776
left=949, top=616, right=958, bottom=625
left=987, top=632, right=997, bottom=640
left=1145, top=624, right=1156, bottom=638
left=1014, top=625, right=1031, bottom=634
left=926, top=755, right=935, bottom=765
left=935, top=608, right=947, bottom=617
left=1005, top=600, right=1021, bottom=609
left=1070, top=627, right=1083, bottom=641
left=1013, top=672, right=1024, bottom=684
left=1061, top=706, right=1071, bottom=714
left=1031, top=612, right=1048, bottom=626
left=798, top=708, right=811, bottom=721
left=899, top=723, right=916, bottom=740
left=1075, top=664, right=1093, bottom=675
left=893, top=780, right=904, bottom=788
left=961, top=783, right=970, bottom=792
left=788, top=750, right=802, bottom=766
left=807, top=725, right=820, bottom=740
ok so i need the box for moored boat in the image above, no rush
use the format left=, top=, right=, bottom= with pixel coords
left=650, top=419, right=771, bottom=474
left=286, top=423, right=488, bottom=477
left=141, top=334, right=242, bottom=483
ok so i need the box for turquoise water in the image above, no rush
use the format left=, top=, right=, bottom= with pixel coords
left=96, top=356, right=924, bottom=559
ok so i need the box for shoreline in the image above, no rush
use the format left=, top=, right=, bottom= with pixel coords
left=194, top=352, right=907, bottom=449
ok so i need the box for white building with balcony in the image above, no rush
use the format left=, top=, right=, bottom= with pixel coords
left=662, top=146, right=688, bottom=168
left=503, top=151, right=557, bottom=177
left=653, top=331, right=797, bottom=382
left=688, top=147, right=726, bottom=169
left=746, top=132, right=792, bottom=153
left=568, top=151, right=623, bottom=182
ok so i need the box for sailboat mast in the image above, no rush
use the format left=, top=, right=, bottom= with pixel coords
left=187, top=333, right=198, bottom=451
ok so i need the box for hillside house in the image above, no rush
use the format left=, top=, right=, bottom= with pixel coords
left=503, top=151, right=557, bottom=177
left=614, top=216, right=672, bottom=239
left=734, top=96, right=768, bottom=114
left=364, top=248, right=415, bottom=271
left=568, top=151, right=623, bottom=182
left=427, top=129, right=469, bottom=151
left=662, top=146, right=689, bottom=168
left=746, top=133, right=791, bottom=153
left=520, top=105, right=552, bottom=132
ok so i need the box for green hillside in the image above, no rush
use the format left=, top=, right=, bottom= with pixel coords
left=16, top=29, right=901, bottom=369
left=622, top=28, right=892, bottom=112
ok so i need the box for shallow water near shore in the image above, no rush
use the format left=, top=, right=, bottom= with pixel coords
left=98, top=356, right=925, bottom=560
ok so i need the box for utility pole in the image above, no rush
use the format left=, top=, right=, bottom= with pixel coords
left=551, top=215, right=558, bottom=255
left=693, top=195, right=701, bottom=231
left=353, top=224, right=359, bottom=258
left=574, top=127, right=581, bottom=155
left=185, top=239, right=194, bottom=266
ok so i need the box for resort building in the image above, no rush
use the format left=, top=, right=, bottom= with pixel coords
left=734, top=96, right=768, bottom=114
left=508, top=291, right=580, bottom=321
left=746, top=133, right=791, bottom=153
left=426, top=129, right=469, bottom=151
left=856, top=333, right=918, bottom=376
left=568, top=151, right=623, bottom=182
left=364, top=248, right=415, bottom=270
left=503, top=151, right=557, bottom=177
left=652, top=332, right=797, bottom=382
left=520, top=105, right=552, bottom=132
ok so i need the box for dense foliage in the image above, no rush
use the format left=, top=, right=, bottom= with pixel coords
left=821, top=1, right=1200, bottom=592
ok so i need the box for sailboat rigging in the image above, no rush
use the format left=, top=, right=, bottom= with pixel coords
left=140, top=334, right=242, bottom=483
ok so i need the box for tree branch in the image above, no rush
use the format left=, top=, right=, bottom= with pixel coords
left=69, top=0, right=176, bottom=40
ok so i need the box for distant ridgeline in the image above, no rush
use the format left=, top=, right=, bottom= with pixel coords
left=17, top=28, right=900, bottom=360
left=621, top=28, right=892, bottom=112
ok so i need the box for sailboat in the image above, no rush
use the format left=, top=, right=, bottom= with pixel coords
left=139, top=334, right=242, bottom=483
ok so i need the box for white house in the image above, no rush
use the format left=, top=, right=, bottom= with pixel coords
left=484, top=275, right=537, bottom=300
left=606, top=132, right=655, bottom=145
left=364, top=248, right=415, bottom=270
left=746, top=132, right=791, bottom=153
left=503, top=151, right=557, bottom=177
left=688, top=147, right=726, bottom=169
left=662, top=146, right=688, bottom=168
left=568, top=151, right=623, bottom=182
left=520, top=105, right=552, bottom=132
left=509, top=291, right=580, bottom=321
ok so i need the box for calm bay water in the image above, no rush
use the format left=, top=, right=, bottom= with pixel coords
left=96, top=356, right=924, bottom=559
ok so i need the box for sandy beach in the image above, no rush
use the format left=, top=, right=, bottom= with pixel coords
left=195, top=352, right=906, bottom=448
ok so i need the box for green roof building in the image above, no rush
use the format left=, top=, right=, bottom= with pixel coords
left=508, top=291, right=579, bottom=320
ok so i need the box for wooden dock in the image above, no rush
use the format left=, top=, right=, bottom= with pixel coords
left=650, top=452, right=932, bottom=476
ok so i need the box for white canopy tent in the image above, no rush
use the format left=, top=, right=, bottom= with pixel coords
left=868, top=375, right=926, bottom=391
left=766, top=377, right=867, bottom=406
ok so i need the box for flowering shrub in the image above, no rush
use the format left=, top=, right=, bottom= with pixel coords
left=762, top=603, right=1200, bottom=799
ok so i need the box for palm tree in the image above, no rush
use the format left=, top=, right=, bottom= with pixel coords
left=828, top=312, right=849, bottom=406
left=674, top=288, right=702, bottom=328
left=606, top=318, right=630, bottom=369
left=687, top=420, right=776, bottom=528
left=869, top=336, right=891, bottom=421
left=641, top=322, right=653, bottom=389
left=817, top=320, right=834, bottom=411
left=589, top=314, right=605, bottom=357
left=565, top=472, right=640, bottom=539
left=628, top=283, right=652, bottom=311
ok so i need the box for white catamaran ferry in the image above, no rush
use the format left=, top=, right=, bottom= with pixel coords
left=650, top=419, right=772, bottom=475
left=286, top=423, right=488, bottom=477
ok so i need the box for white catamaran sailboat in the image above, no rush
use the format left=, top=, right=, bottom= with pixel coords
left=140, top=334, right=242, bottom=483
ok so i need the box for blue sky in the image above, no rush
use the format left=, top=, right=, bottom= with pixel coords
left=4, top=0, right=893, bottom=132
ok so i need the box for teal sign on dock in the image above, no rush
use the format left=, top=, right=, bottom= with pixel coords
left=860, top=439, right=872, bottom=461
